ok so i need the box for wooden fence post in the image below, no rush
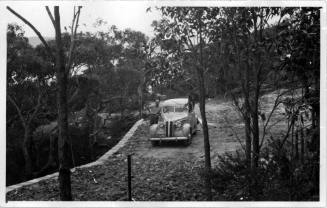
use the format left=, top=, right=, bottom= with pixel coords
left=127, top=154, right=132, bottom=201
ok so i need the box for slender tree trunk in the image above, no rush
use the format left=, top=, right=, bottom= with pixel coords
left=251, top=72, right=260, bottom=169
left=138, top=84, right=143, bottom=119
left=86, top=102, right=95, bottom=161
left=38, top=134, right=57, bottom=175
left=252, top=111, right=260, bottom=169
left=244, top=114, right=252, bottom=167
left=300, top=126, right=305, bottom=164
left=312, top=42, right=320, bottom=129
left=291, top=121, right=294, bottom=159
left=197, top=17, right=212, bottom=200
left=198, top=70, right=212, bottom=201
left=120, top=96, right=124, bottom=119
left=198, top=77, right=211, bottom=169
left=251, top=11, right=261, bottom=170
left=244, top=60, right=252, bottom=167
left=54, top=6, right=72, bottom=201
left=22, top=127, right=32, bottom=178
left=295, top=130, right=299, bottom=160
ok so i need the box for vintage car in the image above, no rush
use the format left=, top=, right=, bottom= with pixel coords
left=149, top=98, right=198, bottom=146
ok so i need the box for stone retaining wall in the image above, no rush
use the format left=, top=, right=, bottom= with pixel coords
left=6, top=119, right=144, bottom=193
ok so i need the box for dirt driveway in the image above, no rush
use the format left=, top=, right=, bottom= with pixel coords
left=129, top=100, right=244, bottom=163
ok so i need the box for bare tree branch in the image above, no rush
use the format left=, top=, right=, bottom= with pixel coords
left=45, top=6, right=56, bottom=28
left=66, top=6, right=82, bottom=75
left=259, top=90, right=283, bottom=149
left=7, top=6, right=53, bottom=58
left=28, top=86, right=43, bottom=123
left=7, top=94, right=27, bottom=128
left=223, top=116, right=246, bottom=153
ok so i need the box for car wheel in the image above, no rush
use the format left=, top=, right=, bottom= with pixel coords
left=151, top=141, right=158, bottom=146
left=185, top=130, right=192, bottom=146
left=192, top=125, right=197, bottom=135
left=185, top=138, right=192, bottom=146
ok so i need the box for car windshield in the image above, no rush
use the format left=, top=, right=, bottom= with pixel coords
left=162, top=105, right=187, bottom=113
left=175, top=107, right=187, bottom=112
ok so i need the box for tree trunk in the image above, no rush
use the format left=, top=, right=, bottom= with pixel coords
left=120, top=97, right=124, bottom=119
left=198, top=74, right=212, bottom=201
left=244, top=114, right=252, bottom=167
left=244, top=62, right=252, bottom=168
left=251, top=11, right=261, bottom=170
left=138, top=84, right=143, bottom=119
left=300, top=126, right=305, bottom=164
left=291, top=122, right=294, bottom=159
left=86, top=103, right=95, bottom=161
left=38, top=134, right=57, bottom=176
left=251, top=71, right=260, bottom=170
left=197, top=18, right=212, bottom=200
left=251, top=75, right=260, bottom=169
left=22, top=127, right=32, bottom=179
left=54, top=6, right=72, bottom=201
left=295, top=130, right=299, bottom=160
left=252, top=111, right=260, bottom=169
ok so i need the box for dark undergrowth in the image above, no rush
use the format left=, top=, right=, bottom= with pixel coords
left=210, top=127, right=319, bottom=201
left=6, top=115, right=138, bottom=186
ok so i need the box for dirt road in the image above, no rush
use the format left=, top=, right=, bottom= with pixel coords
left=124, top=99, right=244, bottom=164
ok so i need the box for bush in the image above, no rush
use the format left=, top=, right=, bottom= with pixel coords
left=210, top=134, right=319, bottom=201
left=108, top=115, right=138, bottom=139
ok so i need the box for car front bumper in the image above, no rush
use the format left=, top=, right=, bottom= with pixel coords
left=149, top=136, right=188, bottom=141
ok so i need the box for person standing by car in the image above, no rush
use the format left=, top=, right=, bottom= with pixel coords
left=155, top=97, right=160, bottom=107
left=150, top=97, right=161, bottom=125
left=188, top=94, right=195, bottom=112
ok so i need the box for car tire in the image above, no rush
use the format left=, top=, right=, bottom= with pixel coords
left=185, top=138, right=192, bottom=146
left=185, top=130, right=192, bottom=146
left=192, top=125, right=197, bottom=135
left=151, top=141, right=158, bottom=146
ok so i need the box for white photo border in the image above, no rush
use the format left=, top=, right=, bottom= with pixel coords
left=0, top=1, right=326, bottom=207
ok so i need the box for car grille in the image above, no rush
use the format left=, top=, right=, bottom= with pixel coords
left=165, top=121, right=174, bottom=137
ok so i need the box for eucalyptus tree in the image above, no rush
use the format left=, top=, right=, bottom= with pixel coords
left=209, top=8, right=286, bottom=170
left=7, top=24, right=53, bottom=179
left=153, top=7, right=222, bottom=200
left=276, top=7, right=320, bottom=129
left=7, top=6, right=82, bottom=200
left=275, top=8, right=320, bottom=190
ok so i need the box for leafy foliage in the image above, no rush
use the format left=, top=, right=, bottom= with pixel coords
left=211, top=130, right=319, bottom=201
left=6, top=21, right=151, bottom=186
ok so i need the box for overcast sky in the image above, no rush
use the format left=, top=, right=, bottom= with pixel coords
left=4, top=2, right=161, bottom=38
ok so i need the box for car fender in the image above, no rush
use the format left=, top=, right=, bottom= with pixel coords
left=182, top=123, right=191, bottom=135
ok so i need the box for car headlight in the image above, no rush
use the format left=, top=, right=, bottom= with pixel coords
left=175, top=121, right=182, bottom=128
left=159, top=123, right=165, bottom=128
left=175, top=119, right=186, bottom=128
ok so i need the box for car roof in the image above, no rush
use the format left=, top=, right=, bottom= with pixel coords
left=162, top=98, right=188, bottom=107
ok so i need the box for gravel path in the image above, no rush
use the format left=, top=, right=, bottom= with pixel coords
left=123, top=101, right=243, bottom=165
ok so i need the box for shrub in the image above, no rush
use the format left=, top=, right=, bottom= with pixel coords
left=108, top=115, right=138, bottom=138
left=210, top=133, right=319, bottom=201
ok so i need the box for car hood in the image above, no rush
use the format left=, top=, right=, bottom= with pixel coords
left=162, top=112, right=188, bottom=121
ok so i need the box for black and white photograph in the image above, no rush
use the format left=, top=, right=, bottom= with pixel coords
left=0, top=1, right=326, bottom=206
